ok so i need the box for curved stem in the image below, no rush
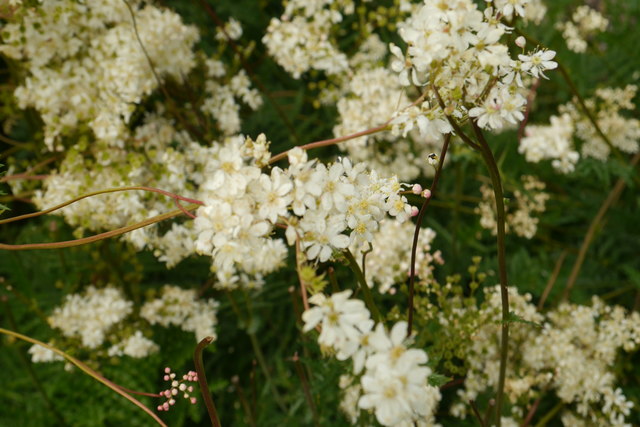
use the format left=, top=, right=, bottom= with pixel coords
left=407, top=133, right=451, bottom=337
left=344, top=248, right=382, bottom=323
left=194, top=336, right=221, bottom=427
left=0, top=327, right=168, bottom=427
left=562, top=152, right=640, bottom=300
left=0, top=185, right=203, bottom=226
left=268, top=123, right=390, bottom=165
left=470, top=121, right=509, bottom=427
left=0, top=203, right=199, bottom=250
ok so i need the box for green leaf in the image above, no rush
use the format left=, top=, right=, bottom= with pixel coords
left=427, top=373, right=452, bottom=387
left=504, top=311, right=542, bottom=328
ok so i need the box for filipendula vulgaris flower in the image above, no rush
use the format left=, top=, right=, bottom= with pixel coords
left=389, top=0, right=557, bottom=135
left=302, top=291, right=442, bottom=426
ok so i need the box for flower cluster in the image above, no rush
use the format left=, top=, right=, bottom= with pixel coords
left=333, top=65, right=443, bottom=181
left=262, top=0, right=353, bottom=79
left=389, top=0, right=557, bottom=137
left=1, top=0, right=199, bottom=149
left=157, top=367, right=198, bottom=412
left=556, top=5, right=609, bottom=53
left=28, top=284, right=218, bottom=363
left=350, top=219, right=443, bottom=294
left=520, top=85, right=640, bottom=172
left=193, top=137, right=413, bottom=288
left=447, top=286, right=639, bottom=426
left=48, top=285, right=134, bottom=350
left=141, top=285, right=220, bottom=342
left=302, top=290, right=441, bottom=426
left=476, top=175, right=549, bottom=238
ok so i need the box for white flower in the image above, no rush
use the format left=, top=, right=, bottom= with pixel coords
left=300, top=212, right=350, bottom=262
left=519, top=49, right=558, bottom=79
left=302, top=290, right=372, bottom=351
left=253, top=167, right=292, bottom=223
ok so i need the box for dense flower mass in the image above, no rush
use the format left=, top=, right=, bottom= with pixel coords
left=446, top=286, right=639, bottom=426
left=388, top=0, right=557, bottom=136
left=520, top=85, right=640, bottom=172
left=28, top=285, right=219, bottom=362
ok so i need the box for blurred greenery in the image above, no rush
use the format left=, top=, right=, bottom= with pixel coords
left=1, top=0, right=639, bottom=426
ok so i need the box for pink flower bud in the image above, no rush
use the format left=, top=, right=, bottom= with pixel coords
left=164, top=367, right=171, bottom=374
left=190, top=397, right=197, bottom=404
left=410, top=206, right=419, bottom=217
left=422, top=189, right=432, bottom=199
left=412, top=184, right=422, bottom=194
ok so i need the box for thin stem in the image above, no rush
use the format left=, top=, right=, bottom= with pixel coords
left=248, top=332, right=288, bottom=412
left=0, top=185, right=203, bottom=226
left=1, top=297, right=68, bottom=426
left=294, top=236, right=311, bottom=312
left=533, top=402, right=563, bottom=427
left=343, top=248, right=382, bottom=323
left=537, top=250, right=567, bottom=310
left=521, top=395, right=542, bottom=427
left=407, top=133, right=451, bottom=337
left=292, top=352, right=319, bottom=427
left=0, top=203, right=199, bottom=250
left=121, top=0, right=203, bottom=140
left=268, top=123, right=390, bottom=165
left=0, top=327, right=167, bottom=427
left=231, top=376, right=256, bottom=427
left=0, top=155, right=60, bottom=183
left=194, top=336, right=221, bottom=427
left=470, top=120, right=510, bottom=427
left=563, top=152, right=640, bottom=300
left=469, top=400, right=487, bottom=427
left=518, top=78, right=541, bottom=143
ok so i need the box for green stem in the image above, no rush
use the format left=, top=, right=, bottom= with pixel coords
left=194, top=337, right=221, bottom=427
left=248, top=332, right=288, bottom=412
left=562, top=152, right=640, bottom=300
left=470, top=121, right=510, bottom=427
left=533, top=402, right=564, bottom=427
left=343, top=249, right=382, bottom=323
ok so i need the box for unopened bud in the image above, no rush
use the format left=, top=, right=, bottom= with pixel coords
left=412, top=184, right=423, bottom=194
left=422, top=189, right=432, bottom=199
left=515, top=36, right=526, bottom=49
left=410, top=206, right=419, bottom=216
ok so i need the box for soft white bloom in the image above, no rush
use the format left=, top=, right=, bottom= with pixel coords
left=519, top=49, right=558, bottom=79
left=141, top=285, right=219, bottom=342
left=302, top=290, right=372, bottom=352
